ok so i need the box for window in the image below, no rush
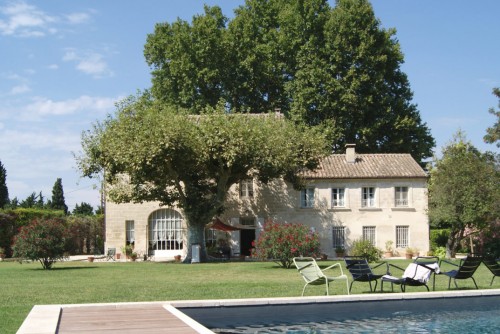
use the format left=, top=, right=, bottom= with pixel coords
left=395, top=186, right=409, bottom=207
left=331, top=188, right=345, bottom=208
left=126, top=220, right=135, bottom=245
left=396, top=226, right=409, bottom=248
left=362, top=187, right=375, bottom=207
left=363, top=226, right=376, bottom=245
left=205, top=228, right=217, bottom=248
left=240, top=179, right=254, bottom=198
left=240, top=217, right=256, bottom=226
left=148, top=209, right=185, bottom=251
left=301, top=187, right=315, bottom=208
left=332, top=226, right=345, bottom=248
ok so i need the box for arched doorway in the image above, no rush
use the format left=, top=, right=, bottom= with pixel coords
left=148, top=209, right=185, bottom=258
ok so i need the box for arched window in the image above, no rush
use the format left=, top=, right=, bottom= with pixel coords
left=148, top=209, right=184, bottom=251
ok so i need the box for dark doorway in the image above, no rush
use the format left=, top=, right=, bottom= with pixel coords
left=240, top=229, right=256, bottom=256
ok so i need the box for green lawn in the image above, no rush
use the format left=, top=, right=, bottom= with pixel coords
left=1, top=259, right=497, bottom=334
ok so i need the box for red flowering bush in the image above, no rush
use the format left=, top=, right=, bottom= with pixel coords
left=252, top=220, right=321, bottom=268
left=12, top=218, right=68, bottom=269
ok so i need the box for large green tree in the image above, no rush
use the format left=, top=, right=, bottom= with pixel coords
left=49, top=178, right=68, bottom=214
left=428, top=132, right=500, bottom=258
left=484, top=87, right=500, bottom=147
left=289, top=0, right=434, bottom=161
left=144, top=0, right=434, bottom=163
left=0, top=160, right=8, bottom=209
left=77, top=96, right=327, bottom=262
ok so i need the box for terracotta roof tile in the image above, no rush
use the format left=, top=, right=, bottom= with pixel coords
left=302, top=154, right=427, bottom=179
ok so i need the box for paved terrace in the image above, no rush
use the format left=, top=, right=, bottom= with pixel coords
left=17, top=289, right=500, bottom=334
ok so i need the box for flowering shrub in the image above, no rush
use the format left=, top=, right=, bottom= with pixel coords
left=12, top=218, right=67, bottom=269
left=252, top=220, right=321, bottom=268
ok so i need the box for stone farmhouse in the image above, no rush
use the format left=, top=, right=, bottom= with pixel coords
left=105, top=144, right=430, bottom=260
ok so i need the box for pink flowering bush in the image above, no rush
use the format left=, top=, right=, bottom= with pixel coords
left=252, top=220, right=321, bottom=268
left=12, top=218, right=67, bottom=269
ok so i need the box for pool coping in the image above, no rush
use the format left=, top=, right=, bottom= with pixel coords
left=17, top=289, right=500, bottom=334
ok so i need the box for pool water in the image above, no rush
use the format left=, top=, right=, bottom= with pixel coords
left=181, top=295, right=500, bottom=334
left=212, top=308, right=500, bottom=333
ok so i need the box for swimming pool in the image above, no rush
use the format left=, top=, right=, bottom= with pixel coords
left=178, top=291, right=500, bottom=333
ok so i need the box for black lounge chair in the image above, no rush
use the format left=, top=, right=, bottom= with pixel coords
left=440, top=254, right=483, bottom=289
left=344, top=256, right=388, bottom=293
left=381, top=256, right=440, bottom=292
left=482, top=256, right=500, bottom=286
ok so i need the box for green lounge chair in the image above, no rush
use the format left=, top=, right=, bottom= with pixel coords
left=293, top=257, right=349, bottom=296
left=440, top=254, right=483, bottom=289
left=106, top=248, right=116, bottom=261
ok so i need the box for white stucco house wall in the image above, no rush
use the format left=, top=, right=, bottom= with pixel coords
left=104, top=144, right=429, bottom=260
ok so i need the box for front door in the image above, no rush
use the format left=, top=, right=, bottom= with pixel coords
left=240, top=229, right=256, bottom=256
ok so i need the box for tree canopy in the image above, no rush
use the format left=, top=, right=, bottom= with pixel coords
left=72, top=202, right=94, bottom=216
left=77, top=96, right=328, bottom=261
left=428, top=132, right=500, bottom=258
left=484, top=87, right=500, bottom=147
left=144, top=0, right=434, bottom=163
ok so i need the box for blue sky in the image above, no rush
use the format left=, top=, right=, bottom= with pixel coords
left=0, top=0, right=499, bottom=211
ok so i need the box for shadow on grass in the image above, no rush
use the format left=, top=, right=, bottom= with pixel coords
left=29, top=266, right=100, bottom=271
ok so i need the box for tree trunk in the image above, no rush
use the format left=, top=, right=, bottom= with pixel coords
left=183, top=219, right=208, bottom=263
left=446, top=229, right=461, bottom=258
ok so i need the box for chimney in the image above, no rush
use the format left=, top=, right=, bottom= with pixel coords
left=346, top=144, right=356, bottom=163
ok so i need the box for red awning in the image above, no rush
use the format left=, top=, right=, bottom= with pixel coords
left=206, top=218, right=242, bottom=232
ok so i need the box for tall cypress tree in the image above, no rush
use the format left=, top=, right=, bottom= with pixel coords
left=0, top=160, right=8, bottom=209
left=50, top=178, right=68, bottom=214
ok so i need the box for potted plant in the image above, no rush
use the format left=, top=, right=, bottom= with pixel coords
left=174, top=254, right=182, bottom=262
left=87, top=256, right=95, bottom=262
left=0, top=247, right=5, bottom=260
left=335, top=246, right=345, bottom=258
left=121, top=245, right=134, bottom=260
left=384, top=241, right=394, bottom=258
left=405, top=247, right=414, bottom=259
left=130, top=252, right=138, bottom=261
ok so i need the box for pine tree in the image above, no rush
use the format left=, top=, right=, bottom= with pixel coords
left=50, top=178, right=68, bottom=214
left=0, top=160, right=8, bottom=209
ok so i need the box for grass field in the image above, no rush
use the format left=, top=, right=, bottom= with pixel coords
left=1, top=258, right=497, bottom=334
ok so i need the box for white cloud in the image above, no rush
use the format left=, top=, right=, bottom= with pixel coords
left=0, top=1, right=57, bottom=37
left=9, top=83, right=30, bottom=95
left=25, top=95, right=117, bottom=117
left=47, top=64, right=58, bottom=70
left=0, top=1, right=94, bottom=38
left=63, top=49, right=113, bottom=78
left=65, top=12, right=90, bottom=25
left=0, top=128, right=81, bottom=151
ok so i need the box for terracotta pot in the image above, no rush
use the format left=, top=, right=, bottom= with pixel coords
left=116, top=253, right=121, bottom=260
left=405, top=253, right=413, bottom=260
left=88, top=256, right=95, bottom=262
left=174, top=255, right=181, bottom=262
left=384, top=251, right=393, bottom=258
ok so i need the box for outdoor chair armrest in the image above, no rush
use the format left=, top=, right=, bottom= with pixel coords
left=387, top=263, right=405, bottom=276
left=323, top=262, right=344, bottom=276
left=371, top=261, right=389, bottom=274
left=439, top=258, right=459, bottom=269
